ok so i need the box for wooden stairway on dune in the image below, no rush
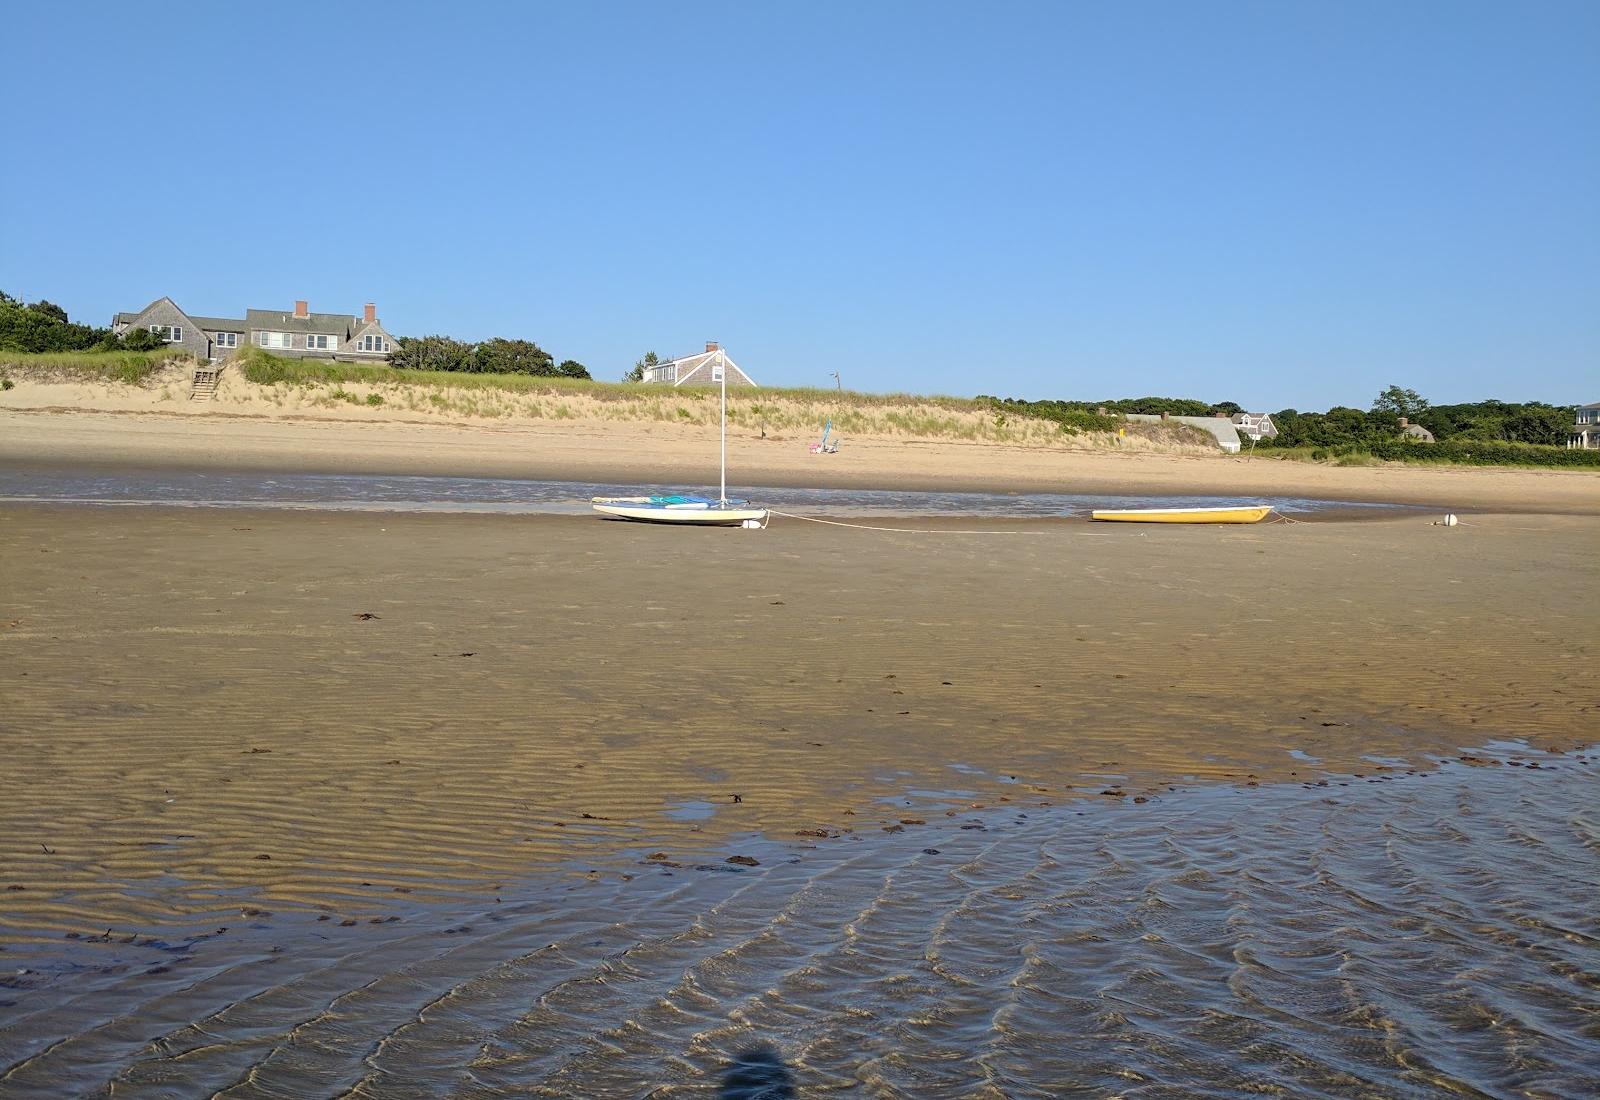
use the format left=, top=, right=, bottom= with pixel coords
left=189, top=367, right=221, bottom=401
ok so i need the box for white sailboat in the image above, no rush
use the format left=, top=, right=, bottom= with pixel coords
left=592, top=348, right=769, bottom=526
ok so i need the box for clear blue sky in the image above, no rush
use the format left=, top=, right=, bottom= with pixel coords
left=3, top=1, right=1596, bottom=409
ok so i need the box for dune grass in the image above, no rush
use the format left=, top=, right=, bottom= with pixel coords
left=2, top=346, right=1217, bottom=452
left=234, top=348, right=1121, bottom=444
left=1258, top=441, right=1600, bottom=469
left=0, top=347, right=191, bottom=386
left=235, top=348, right=987, bottom=409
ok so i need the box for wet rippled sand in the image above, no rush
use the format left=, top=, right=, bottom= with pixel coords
left=2, top=506, right=1597, bottom=1095
left=2, top=749, right=1595, bottom=1097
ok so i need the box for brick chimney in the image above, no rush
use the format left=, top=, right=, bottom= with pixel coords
left=364, top=303, right=376, bottom=323
left=294, top=300, right=309, bottom=319
left=1213, top=411, right=1227, bottom=418
left=705, top=341, right=719, bottom=353
left=1096, top=406, right=1108, bottom=416
left=1398, top=416, right=1410, bottom=427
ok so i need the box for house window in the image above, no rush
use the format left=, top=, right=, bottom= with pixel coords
left=215, top=332, right=238, bottom=348
left=306, top=334, right=332, bottom=350
left=258, top=331, right=292, bottom=349
left=655, top=365, right=676, bottom=383
left=359, top=334, right=389, bottom=353
left=149, top=324, right=183, bottom=342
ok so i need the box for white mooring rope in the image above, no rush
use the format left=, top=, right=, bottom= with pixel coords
left=763, top=508, right=1043, bottom=535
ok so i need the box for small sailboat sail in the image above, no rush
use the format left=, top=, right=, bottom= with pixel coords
left=594, top=349, right=769, bottom=526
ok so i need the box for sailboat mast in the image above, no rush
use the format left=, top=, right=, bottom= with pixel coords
left=718, top=347, right=727, bottom=505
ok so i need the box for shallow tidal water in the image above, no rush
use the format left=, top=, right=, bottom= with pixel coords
left=0, top=468, right=1404, bottom=519
left=2, top=745, right=1595, bottom=1098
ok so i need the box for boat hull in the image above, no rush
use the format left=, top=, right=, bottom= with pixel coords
left=1090, top=505, right=1273, bottom=524
left=593, top=503, right=768, bottom=526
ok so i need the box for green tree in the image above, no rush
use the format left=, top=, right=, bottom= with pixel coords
left=28, top=299, right=69, bottom=325
left=624, top=350, right=658, bottom=383
left=556, top=359, right=591, bottom=379
left=1100, top=396, right=1213, bottom=417
left=388, top=335, right=475, bottom=372
left=1372, top=385, right=1429, bottom=420
left=473, top=337, right=555, bottom=375
left=1, top=292, right=113, bottom=352
left=119, top=327, right=166, bottom=351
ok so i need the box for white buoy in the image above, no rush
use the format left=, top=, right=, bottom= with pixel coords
left=1439, top=513, right=1459, bottom=527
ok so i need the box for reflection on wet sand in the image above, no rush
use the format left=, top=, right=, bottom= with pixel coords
left=2, top=748, right=1594, bottom=1096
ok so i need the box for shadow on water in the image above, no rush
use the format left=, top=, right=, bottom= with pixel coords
left=719, top=1044, right=796, bottom=1099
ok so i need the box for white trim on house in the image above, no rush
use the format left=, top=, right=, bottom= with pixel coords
left=150, top=324, right=183, bottom=342
left=214, top=332, right=238, bottom=348
left=305, top=334, right=336, bottom=351
left=649, top=347, right=756, bottom=387
left=1231, top=412, right=1277, bottom=440
left=258, top=331, right=292, bottom=349
left=358, top=334, right=389, bottom=353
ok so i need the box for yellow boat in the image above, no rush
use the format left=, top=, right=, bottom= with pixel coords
left=1089, top=505, right=1273, bottom=524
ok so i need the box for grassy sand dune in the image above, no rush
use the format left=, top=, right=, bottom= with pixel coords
left=0, top=349, right=1214, bottom=453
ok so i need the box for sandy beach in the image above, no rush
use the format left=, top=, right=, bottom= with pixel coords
left=4, top=504, right=1595, bottom=936
left=2, top=431, right=1598, bottom=1094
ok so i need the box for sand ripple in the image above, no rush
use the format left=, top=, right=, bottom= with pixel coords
left=3, top=750, right=1596, bottom=1097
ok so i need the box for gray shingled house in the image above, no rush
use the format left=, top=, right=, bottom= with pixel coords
left=1569, top=401, right=1600, bottom=449
left=641, top=342, right=757, bottom=387
left=112, top=297, right=398, bottom=363
left=1230, top=411, right=1279, bottom=440
left=1396, top=416, right=1435, bottom=442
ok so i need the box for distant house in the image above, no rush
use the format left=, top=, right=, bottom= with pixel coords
left=1125, top=412, right=1243, bottom=453
left=640, top=342, right=757, bottom=387
left=113, top=297, right=398, bottom=363
left=1230, top=411, right=1278, bottom=440
left=1396, top=416, right=1435, bottom=442
left=1569, top=402, right=1600, bottom=449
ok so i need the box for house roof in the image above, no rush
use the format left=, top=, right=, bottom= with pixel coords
left=114, top=297, right=191, bottom=328
left=115, top=308, right=244, bottom=331
left=1126, top=413, right=1242, bottom=448
left=349, top=319, right=394, bottom=341
left=660, top=348, right=757, bottom=386
left=245, top=308, right=358, bottom=335
left=189, top=316, right=247, bottom=331
left=1580, top=401, right=1600, bottom=410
